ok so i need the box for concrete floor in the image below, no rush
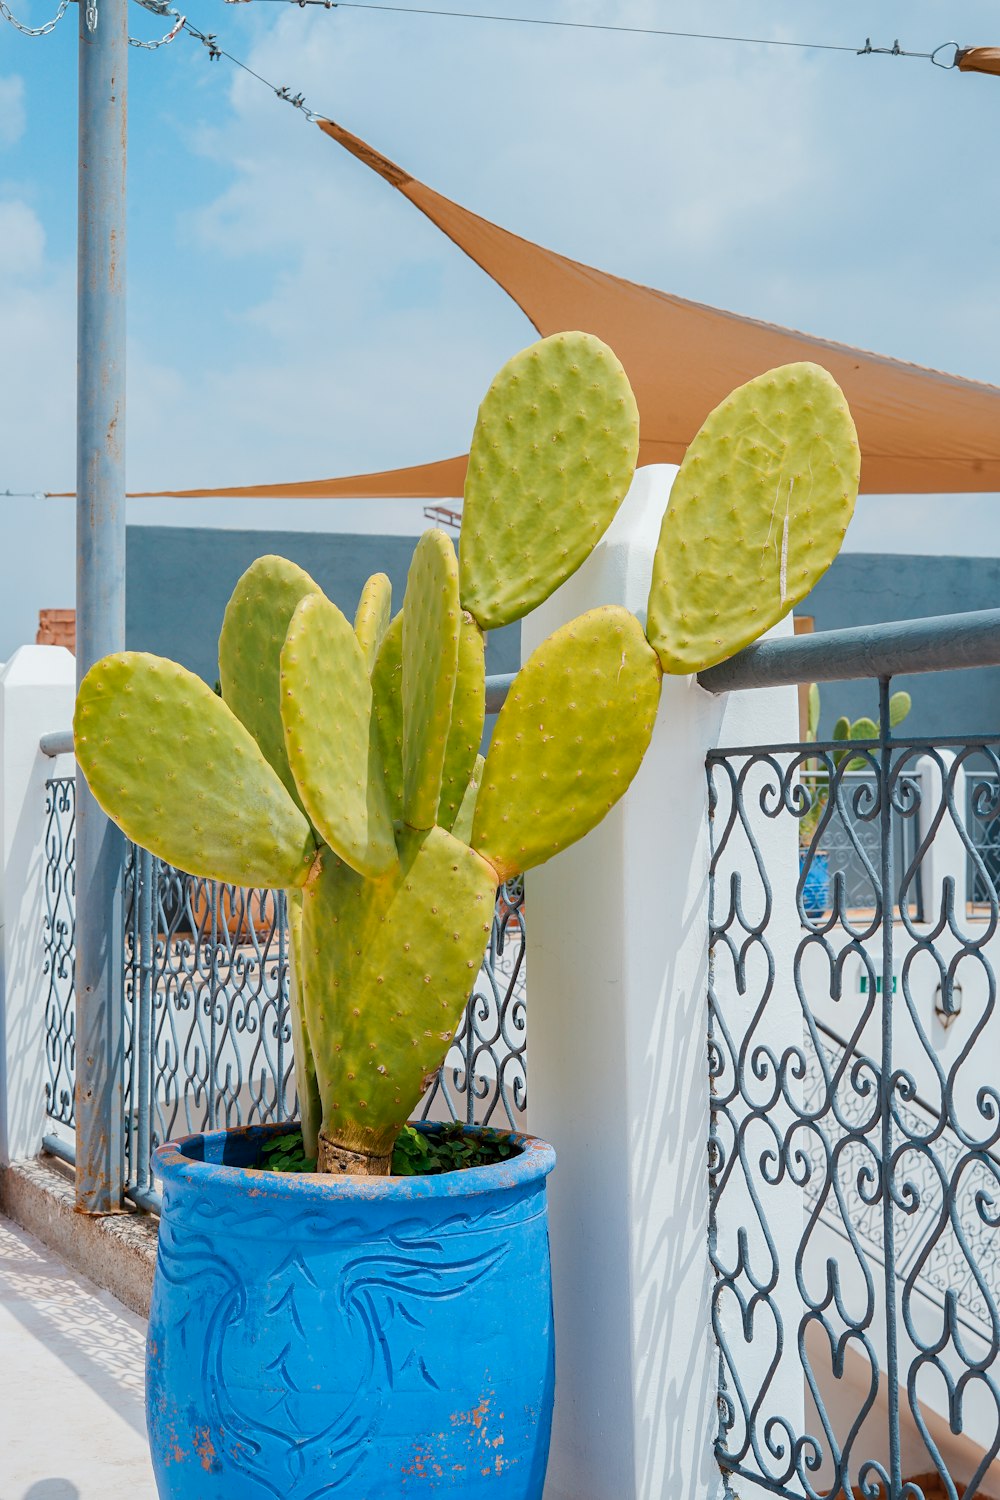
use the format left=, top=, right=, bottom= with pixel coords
left=0, top=1214, right=155, bottom=1500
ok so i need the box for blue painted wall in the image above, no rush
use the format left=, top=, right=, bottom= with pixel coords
left=125, top=526, right=520, bottom=685
left=125, top=531, right=1000, bottom=743
left=801, top=553, right=1000, bottom=740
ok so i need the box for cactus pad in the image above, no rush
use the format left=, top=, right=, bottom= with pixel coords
left=646, top=362, right=860, bottom=673
left=452, top=753, right=485, bottom=845
left=459, top=331, right=640, bottom=630
left=402, top=530, right=461, bottom=829
left=437, top=611, right=486, bottom=832
left=806, top=682, right=820, bottom=742
left=281, top=593, right=397, bottom=879
left=371, top=610, right=404, bottom=818
left=74, top=652, right=317, bottom=888
left=218, top=555, right=321, bottom=808
left=301, top=827, right=498, bottom=1155
left=473, top=607, right=662, bottom=881
left=889, top=691, right=912, bottom=729
left=354, top=572, right=392, bottom=673
left=286, top=892, right=321, bottom=1158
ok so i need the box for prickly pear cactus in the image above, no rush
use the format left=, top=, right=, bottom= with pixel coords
left=646, top=363, right=860, bottom=674
left=459, top=331, right=639, bottom=630
left=73, top=331, right=860, bottom=1176
left=829, top=689, right=911, bottom=770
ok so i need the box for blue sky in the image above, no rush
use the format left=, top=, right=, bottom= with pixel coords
left=1, top=1, right=1000, bottom=645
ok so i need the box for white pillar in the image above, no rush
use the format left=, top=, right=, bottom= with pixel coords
left=0, top=645, right=77, bottom=1165
left=525, top=468, right=804, bottom=1500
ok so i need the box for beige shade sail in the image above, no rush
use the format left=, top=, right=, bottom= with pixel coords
left=958, top=46, right=1000, bottom=77
left=126, top=455, right=471, bottom=502
left=124, top=117, right=1000, bottom=501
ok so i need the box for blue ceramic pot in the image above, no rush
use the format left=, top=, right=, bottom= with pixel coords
left=800, top=847, right=830, bottom=917
left=147, top=1123, right=556, bottom=1499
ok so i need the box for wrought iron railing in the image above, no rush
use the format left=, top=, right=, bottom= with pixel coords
left=967, top=769, right=1000, bottom=911
left=797, top=765, right=922, bottom=918
left=708, top=726, right=1000, bottom=1500
left=42, top=774, right=76, bottom=1132
left=41, top=772, right=526, bottom=1209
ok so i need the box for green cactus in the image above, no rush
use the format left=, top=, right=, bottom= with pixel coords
left=218, top=554, right=321, bottom=811
left=354, top=571, right=392, bottom=672
left=459, top=331, right=639, bottom=630
left=402, top=530, right=464, bottom=829
left=74, top=653, right=317, bottom=889
left=472, top=607, right=661, bottom=882
left=437, top=610, right=485, bottom=834
left=281, top=590, right=397, bottom=878
left=73, top=331, right=860, bottom=1176
left=799, top=687, right=913, bottom=844
left=806, top=683, right=820, bottom=743
left=832, top=694, right=911, bottom=771
left=370, top=610, right=404, bottom=817
left=646, top=362, right=860, bottom=674
left=808, top=683, right=912, bottom=768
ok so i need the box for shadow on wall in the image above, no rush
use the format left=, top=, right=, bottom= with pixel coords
left=21, top=1483, right=81, bottom=1498
left=126, top=526, right=520, bottom=689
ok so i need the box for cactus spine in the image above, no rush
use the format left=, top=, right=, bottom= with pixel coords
left=74, top=331, right=861, bottom=1175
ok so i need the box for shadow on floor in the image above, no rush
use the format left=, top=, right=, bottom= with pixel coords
left=20, top=1484, right=82, bottom=1499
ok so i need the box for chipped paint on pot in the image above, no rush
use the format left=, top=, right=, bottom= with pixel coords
left=146, top=1122, right=556, bottom=1498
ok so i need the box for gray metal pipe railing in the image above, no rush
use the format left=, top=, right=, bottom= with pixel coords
left=39, top=604, right=1000, bottom=766
left=698, top=607, right=1000, bottom=695
left=40, top=729, right=75, bottom=758
left=485, top=672, right=515, bottom=715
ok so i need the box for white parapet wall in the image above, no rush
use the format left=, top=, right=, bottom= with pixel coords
left=523, top=466, right=803, bottom=1500
left=0, top=645, right=76, bottom=1165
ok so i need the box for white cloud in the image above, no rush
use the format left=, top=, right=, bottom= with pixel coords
left=0, top=75, right=26, bottom=148
left=0, top=197, right=46, bottom=277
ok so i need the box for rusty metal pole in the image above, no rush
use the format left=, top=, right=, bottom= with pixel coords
left=75, top=0, right=127, bottom=1212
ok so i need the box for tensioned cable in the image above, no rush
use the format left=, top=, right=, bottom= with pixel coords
left=127, top=0, right=969, bottom=119
left=221, top=2, right=861, bottom=53
left=212, top=1, right=962, bottom=66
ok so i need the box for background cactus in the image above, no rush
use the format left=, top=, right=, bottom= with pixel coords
left=832, top=688, right=911, bottom=769
left=74, top=331, right=861, bottom=1175
left=798, top=685, right=913, bottom=845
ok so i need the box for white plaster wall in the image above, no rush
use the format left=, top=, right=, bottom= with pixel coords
left=0, top=644, right=76, bottom=1164
left=521, top=466, right=804, bottom=1500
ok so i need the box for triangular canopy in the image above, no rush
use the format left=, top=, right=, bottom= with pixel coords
left=959, top=46, right=1000, bottom=76
left=130, top=118, right=1000, bottom=500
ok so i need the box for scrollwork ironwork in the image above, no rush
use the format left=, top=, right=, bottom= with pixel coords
left=709, top=729, right=1000, bottom=1500
left=44, top=820, right=527, bottom=1198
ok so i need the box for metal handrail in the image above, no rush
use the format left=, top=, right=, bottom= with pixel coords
left=698, top=606, right=1000, bottom=694
left=40, top=729, right=74, bottom=758
left=43, top=608, right=1000, bottom=745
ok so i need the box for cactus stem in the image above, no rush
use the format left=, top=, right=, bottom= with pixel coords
left=317, top=1132, right=393, bottom=1176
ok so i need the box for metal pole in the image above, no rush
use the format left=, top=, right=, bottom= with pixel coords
left=75, top=0, right=127, bottom=1212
